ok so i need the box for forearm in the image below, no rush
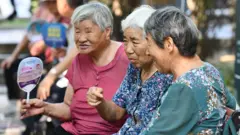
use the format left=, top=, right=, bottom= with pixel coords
left=48, top=47, right=78, bottom=78
left=43, top=84, right=74, bottom=121
left=44, top=102, right=71, bottom=121
left=96, top=100, right=125, bottom=122
left=12, top=35, right=29, bottom=58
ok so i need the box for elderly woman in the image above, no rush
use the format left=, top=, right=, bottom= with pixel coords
left=20, top=2, right=129, bottom=135
left=140, top=6, right=236, bottom=135
left=86, top=5, right=172, bottom=135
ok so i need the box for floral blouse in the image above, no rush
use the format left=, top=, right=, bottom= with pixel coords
left=140, top=62, right=236, bottom=135
left=112, top=64, right=173, bottom=135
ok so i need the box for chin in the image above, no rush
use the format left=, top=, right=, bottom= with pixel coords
left=77, top=47, right=92, bottom=54
left=77, top=49, right=90, bottom=54
left=132, top=63, right=141, bottom=69
left=157, top=68, right=166, bottom=74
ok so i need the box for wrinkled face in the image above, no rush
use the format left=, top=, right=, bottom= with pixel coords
left=146, top=34, right=170, bottom=73
left=123, top=27, right=153, bottom=68
left=74, top=19, right=111, bottom=55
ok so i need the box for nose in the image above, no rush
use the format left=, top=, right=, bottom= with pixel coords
left=124, top=42, right=134, bottom=55
left=76, top=33, right=87, bottom=43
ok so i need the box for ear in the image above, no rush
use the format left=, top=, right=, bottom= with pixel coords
left=105, top=27, right=112, bottom=40
left=163, top=37, right=174, bottom=53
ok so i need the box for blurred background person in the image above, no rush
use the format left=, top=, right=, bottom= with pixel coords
left=0, top=0, right=60, bottom=100
left=0, top=0, right=14, bottom=20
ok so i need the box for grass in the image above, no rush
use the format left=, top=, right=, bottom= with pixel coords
left=0, top=18, right=30, bottom=29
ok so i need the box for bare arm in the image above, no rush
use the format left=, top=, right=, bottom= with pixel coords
left=12, top=34, right=29, bottom=58
left=43, top=84, right=74, bottom=121
left=21, top=84, right=74, bottom=121
left=87, top=87, right=126, bottom=122
left=37, top=46, right=78, bottom=99
left=49, top=46, right=78, bottom=78
left=1, top=34, right=29, bottom=69
left=96, top=100, right=126, bottom=122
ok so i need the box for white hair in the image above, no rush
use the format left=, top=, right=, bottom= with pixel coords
left=71, top=1, right=113, bottom=34
left=121, top=5, right=155, bottom=36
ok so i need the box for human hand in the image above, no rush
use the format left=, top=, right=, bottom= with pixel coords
left=20, top=98, right=45, bottom=119
left=87, top=87, right=104, bottom=107
left=37, top=74, right=55, bottom=100
left=0, top=55, right=16, bottom=69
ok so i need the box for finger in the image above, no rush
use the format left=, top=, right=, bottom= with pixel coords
left=37, top=87, right=43, bottom=98
left=21, top=99, right=31, bottom=107
left=87, top=97, right=100, bottom=104
left=87, top=94, right=97, bottom=102
left=96, top=87, right=103, bottom=94
left=20, top=114, right=29, bottom=119
left=21, top=104, right=31, bottom=110
left=39, top=91, right=46, bottom=100
left=28, top=99, right=40, bottom=106
left=88, top=101, right=102, bottom=107
left=88, top=93, right=98, bottom=100
left=88, top=87, right=96, bottom=93
left=39, top=95, right=44, bottom=100
left=37, top=90, right=44, bottom=100
left=20, top=110, right=37, bottom=119
left=22, top=108, right=27, bottom=112
left=21, top=99, right=27, bottom=104
left=1, top=62, right=6, bottom=69
left=87, top=87, right=96, bottom=96
left=88, top=87, right=103, bottom=98
left=93, top=90, right=103, bottom=99
left=37, top=92, right=40, bottom=99
left=46, top=88, right=50, bottom=98
left=43, top=93, right=47, bottom=100
left=20, top=109, right=27, bottom=114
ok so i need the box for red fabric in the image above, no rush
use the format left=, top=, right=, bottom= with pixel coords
left=44, top=47, right=54, bottom=63
left=62, top=45, right=129, bottom=135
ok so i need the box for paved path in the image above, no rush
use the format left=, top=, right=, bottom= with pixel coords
left=0, top=90, right=25, bottom=135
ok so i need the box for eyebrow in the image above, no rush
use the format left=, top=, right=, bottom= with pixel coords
left=130, top=37, right=139, bottom=41
left=85, top=27, right=92, bottom=30
left=74, top=26, right=80, bottom=30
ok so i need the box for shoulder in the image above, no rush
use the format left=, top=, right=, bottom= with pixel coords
left=117, top=43, right=130, bottom=65
left=161, top=83, right=198, bottom=110
left=168, top=83, right=193, bottom=95
left=162, top=83, right=193, bottom=100
left=204, top=62, right=222, bottom=78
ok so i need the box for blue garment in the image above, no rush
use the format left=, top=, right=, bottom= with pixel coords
left=112, top=64, right=173, bottom=135
left=140, top=62, right=236, bottom=135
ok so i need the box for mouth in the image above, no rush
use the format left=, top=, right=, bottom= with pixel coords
left=79, top=44, right=90, bottom=50
left=128, top=58, right=137, bottom=63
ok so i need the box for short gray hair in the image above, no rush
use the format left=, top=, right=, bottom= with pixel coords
left=71, top=1, right=113, bottom=34
left=144, top=6, right=199, bottom=57
left=121, top=5, right=155, bottom=37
